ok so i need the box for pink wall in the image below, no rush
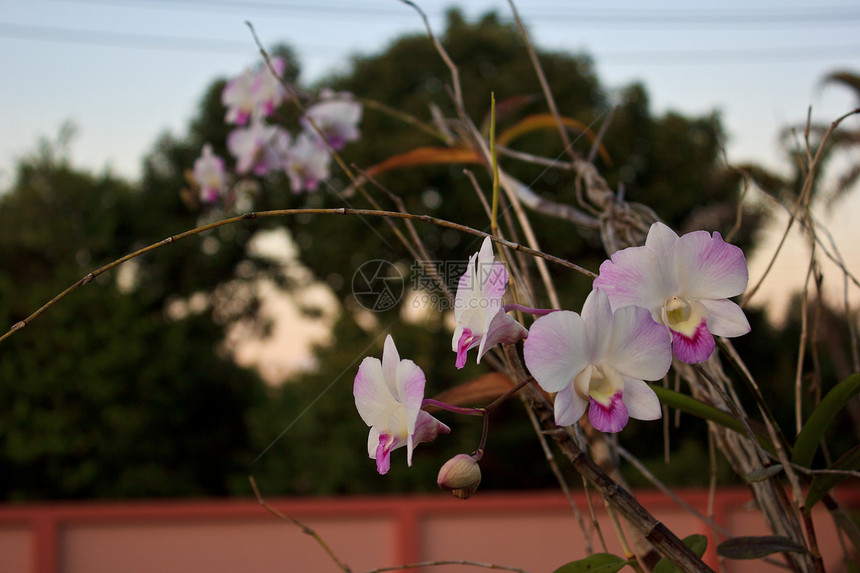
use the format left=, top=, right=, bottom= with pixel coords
left=0, top=487, right=856, bottom=573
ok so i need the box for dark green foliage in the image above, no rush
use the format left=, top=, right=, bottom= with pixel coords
left=0, top=130, right=266, bottom=500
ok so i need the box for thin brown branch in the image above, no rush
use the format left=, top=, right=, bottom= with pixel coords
left=0, top=207, right=595, bottom=345
left=249, top=476, right=351, bottom=572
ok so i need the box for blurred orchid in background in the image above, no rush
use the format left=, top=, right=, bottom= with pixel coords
left=222, top=57, right=288, bottom=125
left=283, top=132, right=332, bottom=193
left=303, top=94, right=363, bottom=151
left=354, top=335, right=450, bottom=475
left=191, top=144, right=227, bottom=204
left=451, top=237, right=528, bottom=369
left=226, top=119, right=289, bottom=176
left=523, top=289, right=671, bottom=433
left=594, top=222, right=750, bottom=363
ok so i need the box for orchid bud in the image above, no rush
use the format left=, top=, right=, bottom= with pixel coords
left=437, top=454, right=482, bottom=499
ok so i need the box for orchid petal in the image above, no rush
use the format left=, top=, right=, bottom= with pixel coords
left=580, top=289, right=614, bottom=363
left=523, top=311, right=588, bottom=393
left=374, top=432, right=395, bottom=474
left=554, top=385, right=588, bottom=427
left=595, top=246, right=670, bottom=313
left=588, top=392, right=629, bottom=433
left=478, top=311, right=528, bottom=363
left=701, top=298, right=751, bottom=338
left=381, top=335, right=400, bottom=395
left=353, top=357, right=388, bottom=427
left=397, top=359, right=426, bottom=437
left=676, top=230, right=749, bottom=300
left=622, top=378, right=662, bottom=421
left=671, top=318, right=715, bottom=363
left=605, top=304, right=672, bottom=381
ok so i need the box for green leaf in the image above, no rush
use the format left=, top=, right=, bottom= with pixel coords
left=805, top=444, right=860, bottom=510
left=653, top=534, right=708, bottom=573
left=717, top=536, right=806, bottom=559
left=650, top=385, right=774, bottom=453
left=744, top=464, right=783, bottom=482
left=553, top=553, right=629, bottom=573
left=792, top=373, right=860, bottom=468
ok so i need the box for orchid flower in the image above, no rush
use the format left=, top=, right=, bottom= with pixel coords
left=354, top=335, right=450, bottom=475
left=221, top=69, right=257, bottom=125
left=594, top=222, right=750, bottom=363
left=283, top=132, right=332, bottom=193
left=302, top=96, right=362, bottom=151
left=451, top=237, right=528, bottom=369
left=254, top=57, right=288, bottom=117
left=192, top=144, right=227, bottom=204
left=523, top=288, right=672, bottom=433
left=226, top=120, right=289, bottom=176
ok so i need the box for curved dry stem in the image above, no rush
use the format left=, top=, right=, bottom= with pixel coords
left=743, top=107, right=860, bottom=306
left=0, top=207, right=594, bottom=345
left=249, top=476, right=351, bottom=573
left=360, top=561, right=531, bottom=573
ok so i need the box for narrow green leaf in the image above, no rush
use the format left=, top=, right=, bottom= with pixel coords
left=553, top=553, right=629, bottom=573
left=744, top=464, right=783, bottom=482
left=653, top=534, right=708, bottom=573
left=650, top=385, right=774, bottom=453
left=792, top=373, right=860, bottom=468
left=717, top=536, right=806, bottom=559
left=805, top=444, right=860, bottom=510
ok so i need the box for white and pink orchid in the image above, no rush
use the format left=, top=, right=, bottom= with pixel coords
left=523, top=288, right=671, bottom=433
left=354, top=335, right=450, bottom=475
left=451, top=237, right=528, bottom=369
left=302, top=95, right=362, bottom=151
left=222, top=58, right=288, bottom=125
left=192, top=144, right=227, bottom=204
left=283, top=132, right=332, bottom=193
left=594, top=222, right=750, bottom=364
left=226, top=120, right=289, bottom=176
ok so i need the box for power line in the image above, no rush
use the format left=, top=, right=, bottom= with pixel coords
left=48, top=0, right=860, bottom=28
left=1, top=20, right=858, bottom=66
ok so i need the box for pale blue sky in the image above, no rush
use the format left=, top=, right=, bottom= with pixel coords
left=1, top=0, right=859, bottom=315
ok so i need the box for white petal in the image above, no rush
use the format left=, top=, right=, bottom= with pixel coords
left=381, top=334, right=400, bottom=395
left=580, top=289, right=613, bottom=363
left=554, top=385, right=588, bottom=427
left=354, top=357, right=390, bottom=426
left=595, top=245, right=672, bottom=313
left=701, top=298, right=751, bottom=338
left=622, top=378, right=662, bottom=421
left=523, top=311, right=588, bottom=393
left=606, top=305, right=672, bottom=381
left=396, top=359, right=426, bottom=436
left=675, top=230, right=749, bottom=300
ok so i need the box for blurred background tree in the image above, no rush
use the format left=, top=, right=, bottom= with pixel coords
left=0, top=9, right=852, bottom=500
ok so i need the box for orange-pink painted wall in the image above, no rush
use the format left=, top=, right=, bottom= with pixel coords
left=0, top=487, right=856, bottom=573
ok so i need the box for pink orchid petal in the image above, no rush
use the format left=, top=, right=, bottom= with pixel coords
left=675, top=230, right=749, bottom=300
left=523, top=311, right=588, bottom=393
left=454, top=328, right=479, bottom=369
left=605, top=304, right=672, bottom=381
left=353, top=357, right=387, bottom=426
left=580, top=289, right=614, bottom=363
left=554, top=385, right=588, bottom=427
left=375, top=433, right=395, bottom=475
left=671, top=318, right=715, bottom=363
left=413, top=411, right=451, bottom=446
left=588, top=392, right=629, bottom=433
left=595, top=245, right=670, bottom=313
left=622, top=378, right=662, bottom=421
left=700, top=298, right=751, bottom=338
left=381, top=335, right=400, bottom=395
left=397, top=359, right=426, bottom=437
left=477, top=311, right=528, bottom=363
